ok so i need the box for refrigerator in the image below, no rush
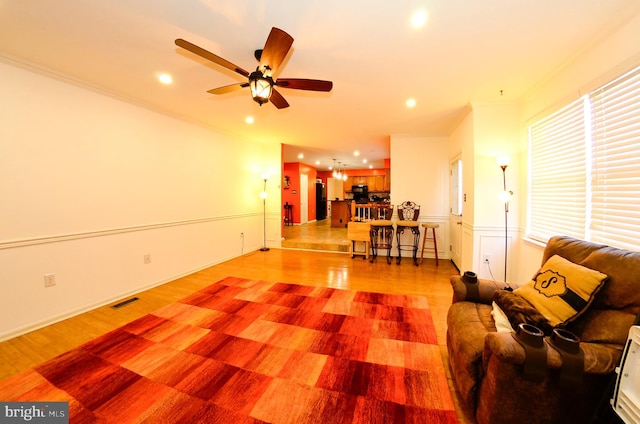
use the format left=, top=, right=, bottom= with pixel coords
left=316, top=182, right=327, bottom=220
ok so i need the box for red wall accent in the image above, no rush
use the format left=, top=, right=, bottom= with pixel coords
left=283, top=162, right=300, bottom=224
left=283, top=162, right=390, bottom=225
left=282, top=162, right=318, bottom=224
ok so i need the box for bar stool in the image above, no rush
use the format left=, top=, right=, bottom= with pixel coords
left=395, top=201, right=421, bottom=266
left=284, top=202, right=293, bottom=226
left=369, top=204, right=394, bottom=264
left=420, top=223, right=439, bottom=266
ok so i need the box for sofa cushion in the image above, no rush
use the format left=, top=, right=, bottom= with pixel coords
left=567, top=309, right=636, bottom=344
left=514, top=255, right=608, bottom=327
left=542, top=236, right=605, bottom=266
left=493, top=290, right=553, bottom=335
left=579, top=246, right=640, bottom=312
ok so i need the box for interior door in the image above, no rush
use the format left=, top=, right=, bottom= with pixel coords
left=449, top=157, right=463, bottom=269
left=300, top=174, right=308, bottom=224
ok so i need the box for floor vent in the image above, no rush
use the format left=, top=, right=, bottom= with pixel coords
left=111, top=297, right=140, bottom=309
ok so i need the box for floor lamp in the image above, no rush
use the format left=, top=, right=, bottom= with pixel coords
left=260, top=176, right=269, bottom=252
left=497, top=157, right=513, bottom=282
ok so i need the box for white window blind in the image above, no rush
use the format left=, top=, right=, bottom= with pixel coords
left=528, top=98, right=587, bottom=242
left=589, top=66, right=640, bottom=250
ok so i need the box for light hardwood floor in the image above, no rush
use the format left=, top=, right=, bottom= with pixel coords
left=0, top=248, right=475, bottom=423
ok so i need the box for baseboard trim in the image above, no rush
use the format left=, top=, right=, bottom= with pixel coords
left=0, top=250, right=249, bottom=342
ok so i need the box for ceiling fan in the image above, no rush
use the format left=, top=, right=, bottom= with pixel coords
left=175, top=27, right=333, bottom=109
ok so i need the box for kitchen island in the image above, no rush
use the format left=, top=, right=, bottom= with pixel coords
left=330, top=200, right=350, bottom=228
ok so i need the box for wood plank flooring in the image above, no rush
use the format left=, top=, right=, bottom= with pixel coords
left=0, top=248, right=475, bottom=423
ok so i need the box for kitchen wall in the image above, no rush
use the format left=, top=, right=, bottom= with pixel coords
left=390, top=135, right=450, bottom=260
left=0, top=59, right=281, bottom=340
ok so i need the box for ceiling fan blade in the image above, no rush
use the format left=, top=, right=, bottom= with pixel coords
left=175, top=38, right=249, bottom=77
left=269, top=88, right=290, bottom=109
left=207, top=83, right=249, bottom=95
left=276, top=78, right=333, bottom=92
left=259, top=28, right=294, bottom=74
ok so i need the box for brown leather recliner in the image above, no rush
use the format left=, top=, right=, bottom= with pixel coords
left=446, top=236, right=640, bottom=424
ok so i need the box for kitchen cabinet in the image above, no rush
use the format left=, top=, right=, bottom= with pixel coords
left=344, top=171, right=391, bottom=193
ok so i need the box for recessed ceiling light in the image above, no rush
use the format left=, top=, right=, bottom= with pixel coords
left=245, top=116, right=254, bottom=124
left=369, top=165, right=373, bottom=169
left=411, top=10, right=428, bottom=28
left=354, top=151, right=360, bottom=156
left=158, top=73, right=173, bottom=84
left=406, top=98, right=417, bottom=108
left=362, top=159, right=368, bottom=163
left=315, top=160, right=320, bottom=165
left=298, top=153, right=304, bottom=159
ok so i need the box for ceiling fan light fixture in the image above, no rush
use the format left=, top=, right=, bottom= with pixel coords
left=249, top=70, right=274, bottom=105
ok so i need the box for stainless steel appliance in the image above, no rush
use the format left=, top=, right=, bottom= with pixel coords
left=352, top=185, right=369, bottom=204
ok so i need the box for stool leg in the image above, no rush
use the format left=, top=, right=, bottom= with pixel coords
left=432, top=227, right=439, bottom=266
left=369, top=228, right=377, bottom=263
left=420, top=230, right=428, bottom=264
left=419, top=227, right=439, bottom=266
left=386, top=227, right=393, bottom=265
left=396, top=227, right=402, bottom=265
left=412, top=227, right=420, bottom=266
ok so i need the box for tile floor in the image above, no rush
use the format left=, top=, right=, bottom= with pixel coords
left=282, top=219, right=351, bottom=252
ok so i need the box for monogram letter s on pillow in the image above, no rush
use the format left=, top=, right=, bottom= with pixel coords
left=533, top=269, right=567, bottom=297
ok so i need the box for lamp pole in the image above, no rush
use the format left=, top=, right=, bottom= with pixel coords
left=497, top=156, right=513, bottom=284
left=500, top=165, right=508, bottom=282
left=260, top=177, right=269, bottom=252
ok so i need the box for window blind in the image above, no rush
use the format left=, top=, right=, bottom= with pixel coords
left=589, top=66, right=640, bottom=250
left=528, top=98, right=587, bottom=243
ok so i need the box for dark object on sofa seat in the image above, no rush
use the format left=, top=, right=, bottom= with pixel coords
left=493, top=289, right=554, bottom=335
left=447, top=236, right=640, bottom=424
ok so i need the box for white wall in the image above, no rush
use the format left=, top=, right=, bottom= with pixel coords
left=448, top=102, right=521, bottom=280
left=0, top=60, right=281, bottom=340
left=390, top=135, right=450, bottom=260
left=468, top=102, right=522, bottom=281
left=449, top=10, right=640, bottom=284
left=514, top=10, right=640, bottom=283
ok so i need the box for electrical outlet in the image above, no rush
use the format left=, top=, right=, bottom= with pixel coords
left=482, top=254, right=490, bottom=264
left=144, top=254, right=151, bottom=264
left=44, top=274, right=56, bottom=287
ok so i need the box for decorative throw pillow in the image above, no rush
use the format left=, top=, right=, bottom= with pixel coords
left=514, top=254, right=609, bottom=327
left=493, top=290, right=553, bottom=335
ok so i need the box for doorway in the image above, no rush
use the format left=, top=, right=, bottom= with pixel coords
left=300, top=174, right=308, bottom=224
left=450, top=156, right=463, bottom=269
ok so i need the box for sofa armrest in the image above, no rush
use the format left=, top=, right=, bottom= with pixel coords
left=450, top=275, right=504, bottom=304
left=476, top=332, right=623, bottom=424
left=483, top=332, right=623, bottom=374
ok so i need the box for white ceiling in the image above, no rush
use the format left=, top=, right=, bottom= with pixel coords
left=1, top=1, right=638, bottom=171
